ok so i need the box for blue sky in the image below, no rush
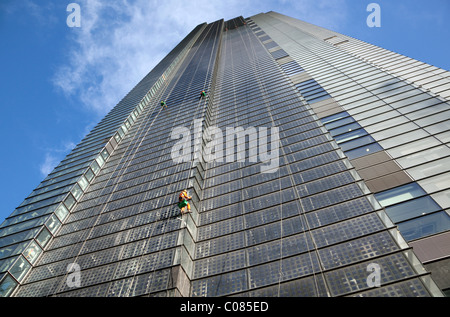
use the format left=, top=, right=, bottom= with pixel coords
left=0, top=0, right=449, bottom=223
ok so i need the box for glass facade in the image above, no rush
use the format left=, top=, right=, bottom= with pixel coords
left=0, top=12, right=448, bottom=297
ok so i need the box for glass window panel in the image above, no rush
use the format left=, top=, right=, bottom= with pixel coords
left=371, top=122, right=418, bottom=141
left=416, top=109, right=450, bottom=127
left=302, top=86, right=325, bottom=96
left=0, top=274, right=18, bottom=297
left=95, top=155, right=105, bottom=167
left=352, top=105, right=393, bottom=122
left=36, top=228, right=52, bottom=248
left=431, top=189, right=450, bottom=209
left=0, top=240, right=30, bottom=260
left=114, top=133, right=121, bottom=143
left=364, top=116, right=409, bottom=134
left=345, top=143, right=383, bottom=160
left=436, top=131, right=450, bottom=143
left=0, top=228, right=40, bottom=249
left=18, top=185, right=72, bottom=208
left=396, top=145, right=450, bottom=169
left=309, top=94, right=331, bottom=104
left=407, top=156, right=450, bottom=180
left=359, top=110, right=401, bottom=126
left=387, top=137, right=441, bottom=158
left=328, top=122, right=362, bottom=137
left=0, top=257, right=17, bottom=274
left=424, top=120, right=450, bottom=135
left=319, top=231, right=399, bottom=270
left=0, top=204, right=56, bottom=229
left=71, top=183, right=83, bottom=201
left=378, top=129, right=429, bottom=149
left=335, top=129, right=368, bottom=144
left=64, top=193, right=76, bottom=211
left=418, top=171, right=450, bottom=194
left=0, top=215, right=49, bottom=238
left=324, top=116, right=355, bottom=130
left=101, top=148, right=110, bottom=161
left=404, top=102, right=448, bottom=120
left=385, top=196, right=442, bottom=223
left=78, top=175, right=89, bottom=191
left=339, top=135, right=377, bottom=151
left=46, top=215, right=61, bottom=234
left=90, top=160, right=100, bottom=174
left=84, top=168, right=94, bottom=182
left=375, top=183, right=426, bottom=207
left=9, top=256, right=31, bottom=282
left=321, top=112, right=349, bottom=124
left=23, top=241, right=42, bottom=264
left=398, top=211, right=450, bottom=241
left=12, top=194, right=66, bottom=216
left=117, top=127, right=125, bottom=138
left=54, top=204, right=69, bottom=222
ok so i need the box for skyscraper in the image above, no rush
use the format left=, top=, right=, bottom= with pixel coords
left=1, top=11, right=448, bottom=297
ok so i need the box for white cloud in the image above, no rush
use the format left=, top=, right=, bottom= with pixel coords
left=52, top=0, right=348, bottom=117
left=40, top=153, right=60, bottom=177
left=39, top=142, right=76, bottom=177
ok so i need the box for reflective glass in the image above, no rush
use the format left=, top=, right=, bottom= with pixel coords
left=364, top=116, right=409, bottom=134
left=371, top=122, right=417, bottom=141
left=378, top=129, right=429, bottom=149
left=375, top=183, right=425, bottom=207
left=344, top=143, right=383, bottom=160
left=0, top=228, right=40, bottom=249
left=309, top=94, right=331, bottom=104
left=385, top=196, right=442, bottom=223
left=436, top=131, right=450, bottom=143
left=63, top=193, right=76, bottom=211
left=416, top=109, right=450, bottom=127
left=45, top=215, right=61, bottom=234
left=54, top=204, right=69, bottom=222
left=71, top=183, right=83, bottom=201
left=387, top=137, right=441, bottom=158
left=36, top=228, right=52, bottom=248
left=321, top=112, right=349, bottom=124
left=398, top=211, right=450, bottom=241
left=0, top=240, right=30, bottom=260
left=78, top=175, right=89, bottom=191
left=9, top=256, right=31, bottom=281
left=396, top=145, right=450, bottom=169
left=0, top=274, right=17, bottom=297
left=408, top=156, right=450, bottom=180
left=328, top=122, right=361, bottom=137
left=84, top=168, right=95, bottom=182
left=23, top=241, right=42, bottom=264
left=431, top=189, right=450, bottom=209
left=335, top=129, right=368, bottom=144
left=324, top=116, right=355, bottom=130
left=424, top=120, right=450, bottom=135
left=419, top=171, right=450, bottom=194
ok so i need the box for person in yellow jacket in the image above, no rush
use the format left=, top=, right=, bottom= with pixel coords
left=178, top=190, right=192, bottom=214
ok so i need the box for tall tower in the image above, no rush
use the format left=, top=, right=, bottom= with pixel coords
left=0, top=12, right=448, bottom=297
